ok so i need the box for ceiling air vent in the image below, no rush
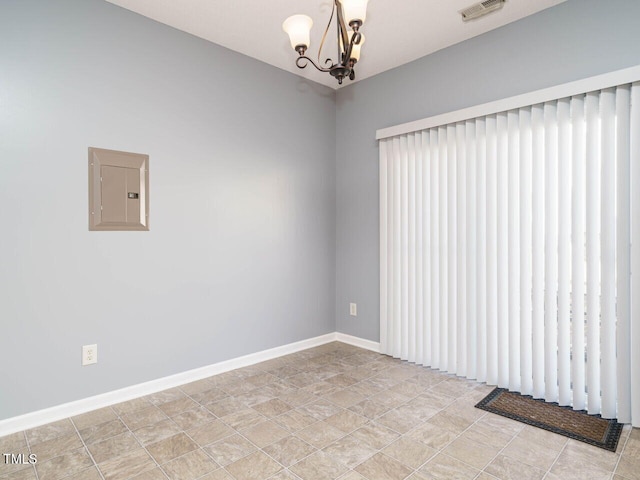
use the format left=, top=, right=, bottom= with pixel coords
left=460, top=0, right=506, bottom=21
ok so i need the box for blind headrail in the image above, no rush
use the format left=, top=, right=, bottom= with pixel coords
left=376, top=65, right=640, bottom=141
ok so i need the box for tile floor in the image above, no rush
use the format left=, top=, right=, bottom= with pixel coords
left=0, top=342, right=638, bottom=480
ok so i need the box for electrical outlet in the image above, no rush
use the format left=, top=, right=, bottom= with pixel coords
left=82, top=344, right=97, bottom=366
left=350, top=303, right=357, bottom=316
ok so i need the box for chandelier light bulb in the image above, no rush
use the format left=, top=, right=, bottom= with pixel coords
left=282, top=15, right=313, bottom=51
left=340, top=0, right=369, bottom=27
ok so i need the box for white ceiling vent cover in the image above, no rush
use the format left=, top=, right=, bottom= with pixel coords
left=460, top=0, right=506, bottom=21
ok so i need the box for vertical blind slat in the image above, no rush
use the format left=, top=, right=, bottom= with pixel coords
left=571, top=94, right=587, bottom=411
left=519, top=107, right=533, bottom=396
left=508, top=109, right=521, bottom=392
left=466, top=120, right=477, bottom=381
left=630, top=82, right=640, bottom=428
left=476, top=118, right=488, bottom=384
left=531, top=103, right=546, bottom=399
left=557, top=97, right=572, bottom=406
left=585, top=91, right=601, bottom=414
left=457, top=123, right=467, bottom=377
left=600, top=88, right=617, bottom=418
left=616, top=85, right=631, bottom=423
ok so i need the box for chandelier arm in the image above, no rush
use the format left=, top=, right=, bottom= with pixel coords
left=296, top=55, right=333, bottom=73
left=343, top=30, right=362, bottom=66
left=335, top=0, right=350, bottom=65
left=317, top=2, right=336, bottom=67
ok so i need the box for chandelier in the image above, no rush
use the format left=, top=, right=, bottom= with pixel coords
left=282, top=0, right=369, bottom=85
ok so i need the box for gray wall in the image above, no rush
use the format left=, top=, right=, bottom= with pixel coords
left=0, top=0, right=336, bottom=420
left=335, top=0, right=640, bottom=341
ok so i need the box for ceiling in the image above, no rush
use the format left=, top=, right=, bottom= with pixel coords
left=105, top=0, right=567, bottom=89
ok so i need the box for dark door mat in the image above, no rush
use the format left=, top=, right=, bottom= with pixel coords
left=475, top=387, right=623, bottom=451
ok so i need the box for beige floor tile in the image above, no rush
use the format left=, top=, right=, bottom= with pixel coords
left=416, top=390, right=456, bottom=410
left=348, top=399, right=392, bottom=420
left=375, top=408, right=426, bottom=434
left=417, top=453, right=479, bottom=480
left=159, top=397, right=199, bottom=417
left=325, top=374, right=359, bottom=388
left=79, top=419, right=128, bottom=445
left=235, top=390, right=275, bottom=408
left=187, top=420, right=234, bottom=447
left=0, top=449, right=32, bottom=475
left=442, top=436, right=499, bottom=470
left=205, top=397, right=249, bottom=418
left=88, top=431, right=140, bottom=464
left=71, top=407, right=118, bottom=431
left=241, top=420, right=289, bottom=448
left=325, top=409, right=369, bottom=434
left=274, top=410, right=318, bottom=433
left=484, top=454, right=546, bottom=480
left=426, top=411, right=474, bottom=436
left=615, top=454, right=640, bottom=480
left=253, top=399, right=293, bottom=418
left=64, top=466, right=104, bottom=480
left=559, top=440, right=620, bottom=472
left=323, top=435, right=377, bottom=469
left=25, top=419, right=75, bottom=446
left=121, top=406, right=169, bottom=431
left=0, top=432, right=26, bottom=452
left=407, top=420, right=458, bottom=452
left=97, top=448, right=156, bottom=480
left=131, top=467, right=170, bottom=479
left=383, top=437, right=437, bottom=469
left=388, top=380, right=426, bottom=399
left=35, top=447, right=93, bottom=480
left=161, top=449, right=218, bottom=480
left=29, top=432, right=83, bottom=462
left=355, top=452, right=413, bottom=480
left=350, top=422, right=400, bottom=450
left=396, top=397, right=441, bottom=422
left=297, top=400, right=343, bottom=421
left=290, top=451, right=349, bottom=480
left=474, top=413, right=524, bottom=440
left=226, top=451, right=282, bottom=480
left=179, top=379, right=215, bottom=396
left=323, top=389, right=367, bottom=408
left=337, top=471, right=367, bottom=480
left=0, top=466, right=38, bottom=480
left=111, top=397, right=152, bottom=416
left=278, top=390, right=318, bottom=408
left=147, top=433, right=198, bottom=465
left=222, top=408, right=265, bottom=430
left=189, top=388, right=229, bottom=405
left=457, top=421, right=513, bottom=451
left=270, top=470, right=304, bottom=480
left=134, top=419, right=183, bottom=446
left=296, top=422, right=346, bottom=449
left=202, top=434, right=256, bottom=466
left=500, top=436, right=561, bottom=471
left=262, top=436, right=316, bottom=467
left=300, top=381, right=341, bottom=398
left=171, top=407, right=216, bottom=431
left=148, top=388, right=188, bottom=406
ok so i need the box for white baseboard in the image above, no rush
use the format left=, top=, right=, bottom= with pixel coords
left=0, top=332, right=360, bottom=437
left=335, top=332, right=381, bottom=352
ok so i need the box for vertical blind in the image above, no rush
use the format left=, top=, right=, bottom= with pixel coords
left=379, top=81, right=640, bottom=426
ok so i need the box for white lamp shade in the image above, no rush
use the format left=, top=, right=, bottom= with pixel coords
left=340, top=0, right=369, bottom=25
left=347, top=31, right=365, bottom=61
left=282, top=15, right=313, bottom=50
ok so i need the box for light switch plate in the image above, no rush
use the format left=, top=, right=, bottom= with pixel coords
left=350, top=303, right=357, bottom=316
